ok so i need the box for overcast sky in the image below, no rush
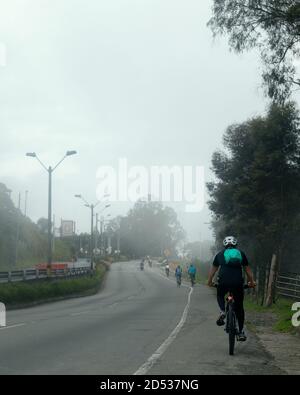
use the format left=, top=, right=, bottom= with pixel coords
left=0, top=0, right=281, bottom=241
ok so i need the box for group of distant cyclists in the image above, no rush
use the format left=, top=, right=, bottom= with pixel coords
left=163, top=259, right=197, bottom=287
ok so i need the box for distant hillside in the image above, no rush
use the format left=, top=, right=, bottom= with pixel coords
left=0, top=183, right=72, bottom=270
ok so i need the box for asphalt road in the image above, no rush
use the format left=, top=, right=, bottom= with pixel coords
left=0, top=261, right=284, bottom=375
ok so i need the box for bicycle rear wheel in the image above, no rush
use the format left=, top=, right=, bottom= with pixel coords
left=227, top=305, right=236, bottom=356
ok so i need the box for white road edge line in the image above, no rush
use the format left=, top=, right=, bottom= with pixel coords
left=0, top=323, right=26, bottom=331
left=133, top=286, right=194, bottom=375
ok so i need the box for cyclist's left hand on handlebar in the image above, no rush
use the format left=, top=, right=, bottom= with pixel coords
left=248, top=281, right=256, bottom=288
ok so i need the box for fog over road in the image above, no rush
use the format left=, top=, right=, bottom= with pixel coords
left=0, top=261, right=283, bottom=375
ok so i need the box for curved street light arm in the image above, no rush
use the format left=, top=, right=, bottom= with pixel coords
left=94, top=193, right=110, bottom=209
left=34, top=155, right=48, bottom=172
left=52, top=155, right=67, bottom=172
left=53, top=150, right=77, bottom=172
left=81, top=196, right=91, bottom=207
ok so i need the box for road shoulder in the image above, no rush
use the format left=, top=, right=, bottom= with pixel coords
left=246, top=311, right=300, bottom=375
left=147, top=284, right=284, bottom=375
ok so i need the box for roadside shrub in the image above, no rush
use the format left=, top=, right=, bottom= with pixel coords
left=0, top=264, right=106, bottom=308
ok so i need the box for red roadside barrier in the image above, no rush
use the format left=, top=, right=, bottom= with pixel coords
left=36, top=263, right=68, bottom=270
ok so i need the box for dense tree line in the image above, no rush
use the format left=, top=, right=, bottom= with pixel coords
left=0, top=183, right=46, bottom=269
left=105, top=200, right=185, bottom=259
left=207, top=103, right=300, bottom=304
left=209, top=1, right=300, bottom=101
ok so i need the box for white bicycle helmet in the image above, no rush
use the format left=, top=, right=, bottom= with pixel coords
left=223, top=236, right=238, bottom=247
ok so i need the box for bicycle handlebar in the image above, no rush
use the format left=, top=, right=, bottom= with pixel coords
left=213, top=283, right=254, bottom=289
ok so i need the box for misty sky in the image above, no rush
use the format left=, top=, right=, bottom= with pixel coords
left=0, top=0, right=288, bottom=242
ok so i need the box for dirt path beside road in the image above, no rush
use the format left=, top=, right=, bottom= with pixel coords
left=247, top=311, right=300, bottom=375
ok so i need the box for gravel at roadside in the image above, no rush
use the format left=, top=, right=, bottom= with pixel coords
left=247, top=311, right=300, bottom=375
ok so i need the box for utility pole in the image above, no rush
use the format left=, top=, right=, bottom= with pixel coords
left=95, top=213, right=99, bottom=251
left=199, top=231, right=202, bottom=261
left=52, top=214, right=56, bottom=254
left=24, top=190, right=28, bottom=216
left=100, top=218, right=104, bottom=256
left=99, top=215, right=111, bottom=256
left=90, top=204, right=94, bottom=269
left=117, top=230, right=121, bottom=254
left=15, top=193, right=21, bottom=267
left=48, top=166, right=53, bottom=267
left=75, top=194, right=110, bottom=268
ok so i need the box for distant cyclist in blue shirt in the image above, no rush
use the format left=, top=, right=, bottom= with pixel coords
left=175, top=265, right=182, bottom=283
left=188, top=263, right=197, bottom=286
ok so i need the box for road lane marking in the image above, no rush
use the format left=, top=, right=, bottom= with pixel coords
left=107, top=302, right=119, bottom=308
left=133, top=287, right=194, bottom=375
left=0, top=323, right=26, bottom=331
left=70, top=311, right=91, bottom=316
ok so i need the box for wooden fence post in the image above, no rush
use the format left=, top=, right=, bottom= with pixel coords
left=263, top=266, right=269, bottom=306
left=253, top=267, right=259, bottom=303
left=266, top=254, right=277, bottom=307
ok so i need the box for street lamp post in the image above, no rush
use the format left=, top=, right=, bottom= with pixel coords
left=95, top=212, right=111, bottom=253
left=24, top=190, right=28, bottom=217
left=95, top=213, right=99, bottom=252
left=15, top=192, right=21, bottom=267
left=99, top=213, right=111, bottom=256
left=26, top=151, right=77, bottom=269
left=75, top=194, right=110, bottom=270
left=48, top=166, right=53, bottom=267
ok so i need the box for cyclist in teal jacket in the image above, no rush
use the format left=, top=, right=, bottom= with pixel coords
left=188, top=263, right=197, bottom=285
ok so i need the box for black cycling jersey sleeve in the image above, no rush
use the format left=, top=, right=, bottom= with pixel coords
left=212, top=252, right=221, bottom=267
left=240, top=251, right=249, bottom=267
left=213, top=251, right=225, bottom=267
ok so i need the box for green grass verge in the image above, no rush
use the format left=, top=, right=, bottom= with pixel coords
left=0, top=264, right=107, bottom=309
left=0, top=258, right=42, bottom=271
left=245, top=295, right=299, bottom=334
left=195, top=272, right=207, bottom=285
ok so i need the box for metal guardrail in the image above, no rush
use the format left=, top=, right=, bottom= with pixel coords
left=276, top=272, right=300, bottom=300
left=0, top=267, right=92, bottom=283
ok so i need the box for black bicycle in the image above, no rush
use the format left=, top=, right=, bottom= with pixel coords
left=189, top=274, right=196, bottom=287
left=215, top=284, right=250, bottom=356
